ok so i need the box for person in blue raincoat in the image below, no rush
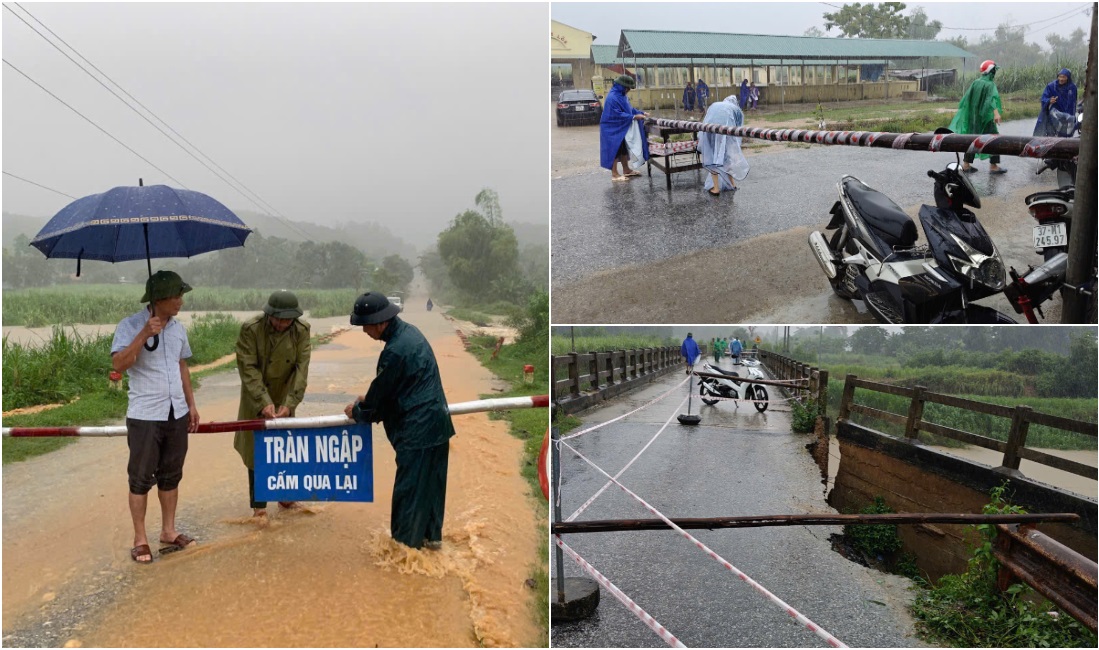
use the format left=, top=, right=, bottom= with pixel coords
left=698, top=95, right=750, bottom=197
left=681, top=332, right=700, bottom=374
left=682, top=81, right=696, bottom=112
left=599, top=74, right=650, bottom=182
left=345, top=293, right=456, bottom=550
left=730, top=337, right=743, bottom=364
left=1033, top=68, right=1078, bottom=137
left=739, top=79, right=750, bottom=108
left=696, top=79, right=710, bottom=112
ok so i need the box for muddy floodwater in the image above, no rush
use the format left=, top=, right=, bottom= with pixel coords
left=2, top=299, right=544, bottom=647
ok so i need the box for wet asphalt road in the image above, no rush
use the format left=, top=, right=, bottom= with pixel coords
left=551, top=368, right=923, bottom=648
left=552, top=119, right=1053, bottom=285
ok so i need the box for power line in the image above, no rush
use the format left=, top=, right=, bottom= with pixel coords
left=938, top=5, right=1090, bottom=32
left=2, top=171, right=77, bottom=199
left=4, top=3, right=315, bottom=241
left=2, top=58, right=189, bottom=188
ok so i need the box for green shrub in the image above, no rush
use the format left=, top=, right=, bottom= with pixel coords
left=910, top=484, right=1097, bottom=647
left=790, top=398, right=817, bottom=434
left=844, top=496, right=903, bottom=558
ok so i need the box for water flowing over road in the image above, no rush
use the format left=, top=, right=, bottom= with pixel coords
left=3, top=300, right=543, bottom=647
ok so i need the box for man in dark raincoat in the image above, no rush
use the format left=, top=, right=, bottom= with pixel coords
left=949, top=60, right=1005, bottom=174
left=234, top=290, right=311, bottom=520
left=599, top=74, right=650, bottom=181
left=695, top=78, right=710, bottom=112
left=1033, top=68, right=1078, bottom=137
left=344, top=293, right=456, bottom=550
left=682, top=81, right=696, bottom=112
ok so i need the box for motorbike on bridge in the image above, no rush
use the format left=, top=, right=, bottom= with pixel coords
left=808, top=137, right=1014, bottom=324
left=697, top=358, right=768, bottom=413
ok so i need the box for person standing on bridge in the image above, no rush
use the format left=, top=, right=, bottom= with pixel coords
left=698, top=95, right=750, bottom=197
left=110, top=270, right=200, bottom=564
left=950, top=60, right=1006, bottom=174
left=730, top=337, right=743, bottom=365
left=344, top=293, right=456, bottom=550
left=234, top=290, right=312, bottom=522
left=600, top=74, right=649, bottom=182
left=681, top=332, right=700, bottom=374
left=682, top=80, right=696, bottom=113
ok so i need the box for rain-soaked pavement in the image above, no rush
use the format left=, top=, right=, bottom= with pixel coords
left=2, top=298, right=543, bottom=647
left=552, top=365, right=924, bottom=648
left=552, top=119, right=1066, bottom=324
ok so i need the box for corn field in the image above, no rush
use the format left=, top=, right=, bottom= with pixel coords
left=2, top=284, right=359, bottom=327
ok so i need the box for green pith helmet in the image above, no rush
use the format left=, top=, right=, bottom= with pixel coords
left=350, top=292, right=399, bottom=326
left=263, top=290, right=303, bottom=319
left=140, top=270, right=192, bottom=303
left=614, top=74, right=636, bottom=89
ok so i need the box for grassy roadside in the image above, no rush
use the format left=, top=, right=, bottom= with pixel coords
left=465, top=333, right=549, bottom=646
left=2, top=316, right=347, bottom=465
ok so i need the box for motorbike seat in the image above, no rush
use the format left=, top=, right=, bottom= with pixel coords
left=843, top=178, right=918, bottom=249
left=709, top=366, right=741, bottom=378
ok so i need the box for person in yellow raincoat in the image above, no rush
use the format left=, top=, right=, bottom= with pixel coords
left=234, top=290, right=311, bottom=520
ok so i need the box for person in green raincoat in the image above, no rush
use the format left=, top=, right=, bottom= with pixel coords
left=344, top=292, right=456, bottom=550
left=234, top=290, right=311, bottom=520
left=949, top=59, right=1006, bottom=174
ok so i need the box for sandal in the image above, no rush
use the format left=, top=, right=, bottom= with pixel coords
left=624, top=171, right=642, bottom=177
left=990, top=168, right=1008, bottom=174
left=611, top=176, right=630, bottom=182
left=962, top=166, right=978, bottom=174
left=131, top=544, right=153, bottom=564
left=158, top=533, right=196, bottom=555
left=708, top=190, right=721, bottom=197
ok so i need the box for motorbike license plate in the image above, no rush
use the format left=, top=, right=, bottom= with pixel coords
left=1032, top=223, right=1067, bottom=248
left=574, top=105, right=586, bottom=111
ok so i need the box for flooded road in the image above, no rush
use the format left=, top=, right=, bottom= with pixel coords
left=2, top=300, right=543, bottom=647
left=552, top=366, right=924, bottom=648
left=551, top=118, right=1064, bottom=324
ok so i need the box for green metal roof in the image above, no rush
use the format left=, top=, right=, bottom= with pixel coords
left=591, top=44, right=887, bottom=67
left=618, top=30, right=975, bottom=61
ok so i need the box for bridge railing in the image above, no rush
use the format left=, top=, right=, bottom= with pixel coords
left=552, top=346, right=684, bottom=413
left=757, top=349, right=828, bottom=413
left=837, top=374, right=1098, bottom=480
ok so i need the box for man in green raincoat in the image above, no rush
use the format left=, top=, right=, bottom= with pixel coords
left=949, top=59, right=1006, bottom=174
left=234, top=290, right=311, bottom=520
left=343, top=292, right=456, bottom=550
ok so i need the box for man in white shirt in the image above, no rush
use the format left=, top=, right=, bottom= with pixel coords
left=111, top=270, right=201, bottom=563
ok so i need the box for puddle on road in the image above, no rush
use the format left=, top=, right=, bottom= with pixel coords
left=5, top=308, right=542, bottom=647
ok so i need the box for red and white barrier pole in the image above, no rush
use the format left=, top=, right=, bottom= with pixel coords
left=1, top=395, right=550, bottom=438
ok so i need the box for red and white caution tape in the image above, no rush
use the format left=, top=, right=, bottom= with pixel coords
left=555, top=536, right=687, bottom=648
left=560, top=439, right=848, bottom=648
left=565, top=394, right=689, bottom=522
left=560, top=375, right=689, bottom=442
left=0, top=395, right=550, bottom=437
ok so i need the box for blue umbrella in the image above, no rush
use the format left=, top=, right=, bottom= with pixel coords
left=30, top=182, right=252, bottom=277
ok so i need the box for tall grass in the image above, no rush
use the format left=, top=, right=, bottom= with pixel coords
left=2, top=284, right=358, bottom=326
left=828, top=377, right=1097, bottom=451
left=937, top=61, right=1086, bottom=100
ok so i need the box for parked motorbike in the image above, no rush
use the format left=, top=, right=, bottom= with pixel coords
left=697, top=361, right=768, bottom=413
left=808, top=140, right=1014, bottom=324
left=1004, top=185, right=1095, bottom=323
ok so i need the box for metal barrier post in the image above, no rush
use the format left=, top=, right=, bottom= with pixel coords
left=552, top=426, right=566, bottom=603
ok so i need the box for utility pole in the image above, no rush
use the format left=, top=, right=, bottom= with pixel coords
left=1063, top=3, right=1098, bottom=323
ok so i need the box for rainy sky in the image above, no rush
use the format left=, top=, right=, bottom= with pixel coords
left=553, top=2, right=1093, bottom=50
left=2, top=2, right=549, bottom=250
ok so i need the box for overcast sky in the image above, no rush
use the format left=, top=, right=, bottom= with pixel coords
left=552, top=1, right=1093, bottom=49
left=2, top=2, right=548, bottom=250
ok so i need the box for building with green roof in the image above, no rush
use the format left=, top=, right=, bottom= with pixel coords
left=585, top=29, right=976, bottom=109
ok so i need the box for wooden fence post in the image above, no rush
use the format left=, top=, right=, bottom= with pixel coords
left=904, top=386, right=926, bottom=440
left=1003, top=405, right=1034, bottom=470
left=568, top=353, right=580, bottom=398
left=837, top=374, right=857, bottom=421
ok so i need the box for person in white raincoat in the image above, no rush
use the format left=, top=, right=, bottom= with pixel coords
left=698, top=95, right=750, bottom=197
